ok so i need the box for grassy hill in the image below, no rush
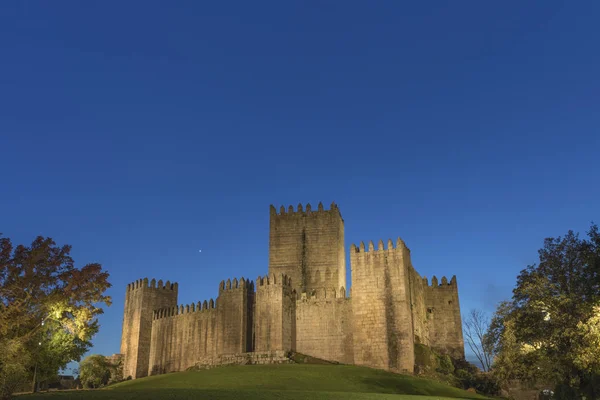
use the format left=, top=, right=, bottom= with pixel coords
left=21, top=364, right=488, bottom=400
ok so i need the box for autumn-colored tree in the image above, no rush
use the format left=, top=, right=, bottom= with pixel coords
left=0, top=235, right=111, bottom=399
left=487, top=224, right=600, bottom=399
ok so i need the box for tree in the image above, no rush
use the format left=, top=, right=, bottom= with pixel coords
left=0, top=235, right=111, bottom=398
left=463, top=309, right=493, bottom=372
left=0, top=339, right=30, bottom=400
left=487, top=224, right=600, bottom=398
left=78, top=355, right=111, bottom=388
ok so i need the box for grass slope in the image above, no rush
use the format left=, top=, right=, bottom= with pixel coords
left=22, top=364, right=487, bottom=400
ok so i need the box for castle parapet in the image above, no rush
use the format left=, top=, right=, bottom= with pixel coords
left=269, top=201, right=341, bottom=217
left=350, top=237, right=409, bottom=254
left=152, top=298, right=217, bottom=320
left=127, top=278, right=178, bottom=292
left=425, top=275, right=457, bottom=288
left=256, top=273, right=292, bottom=288
left=218, top=277, right=253, bottom=294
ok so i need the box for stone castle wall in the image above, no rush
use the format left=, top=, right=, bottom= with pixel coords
left=149, top=298, right=218, bottom=375
left=120, top=202, right=464, bottom=379
left=295, top=290, right=353, bottom=364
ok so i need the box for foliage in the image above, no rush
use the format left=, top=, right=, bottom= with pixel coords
left=79, top=355, right=111, bottom=388
left=108, top=356, right=124, bottom=385
left=0, top=339, right=30, bottom=400
left=438, top=355, right=454, bottom=375
left=572, top=305, right=600, bottom=373
left=487, top=223, right=600, bottom=398
left=462, top=309, right=493, bottom=371
left=414, top=344, right=498, bottom=396
left=413, top=343, right=438, bottom=376
left=0, top=234, right=111, bottom=397
left=453, top=368, right=500, bottom=396
left=451, top=357, right=500, bottom=396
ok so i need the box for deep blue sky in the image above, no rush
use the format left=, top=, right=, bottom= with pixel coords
left=1, top=1, right=599, bottom=366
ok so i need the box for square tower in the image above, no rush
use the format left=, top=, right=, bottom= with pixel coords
left=268, top=202, right=346, bottom=295
left=120, top=278, right=178, bottom=379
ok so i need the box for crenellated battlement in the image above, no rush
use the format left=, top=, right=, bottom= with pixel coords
left=127, top=278, right=178, bottom=292
left=350, top=237, right=409, bottom=254
left=423, top=275, right=457, bottom=287
left=269, top=201, right=341, bottom=217
left=153, top=298, right=217, bottom=320
left=218, top=277, right=254, bottom=293
left=256, top=273, right=293, bottom=287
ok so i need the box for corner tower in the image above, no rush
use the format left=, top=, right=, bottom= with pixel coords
left=268, top=202, right=346, bottom=295
left=425, top=275, right=465, bottom=359
left=120, top=278, right=178, bottom=379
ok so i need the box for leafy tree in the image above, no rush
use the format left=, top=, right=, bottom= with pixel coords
left=487, top=224, right=600, bottom=398
left=0, top=339, right=30, bottom=400
left=79, top=355, right=111, bottom=388
left=0, top=235, right=111, bottom=398
left=463, top=309, right=493, bottom=371
left=573, top=305, right=600, bottom=373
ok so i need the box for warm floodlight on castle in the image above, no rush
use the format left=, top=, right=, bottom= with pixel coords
left=119, top=202, right=464, bottom=379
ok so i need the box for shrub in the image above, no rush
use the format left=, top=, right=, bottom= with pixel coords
left=438, top=355, right=455, bottom=374
left=454, top=368, right=500, bottom=396
left=79, top=355, right=111, bottom=389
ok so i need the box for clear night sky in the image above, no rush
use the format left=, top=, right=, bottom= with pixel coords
left=1, top=1, right=599, bottom=365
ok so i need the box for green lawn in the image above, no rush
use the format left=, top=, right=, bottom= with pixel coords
left=21, top=364, right=487, bottom=400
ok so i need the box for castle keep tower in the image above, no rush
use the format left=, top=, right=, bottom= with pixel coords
left=268, top=202, right=346, bottom=295
left=120, top=278, right=178, bottom=379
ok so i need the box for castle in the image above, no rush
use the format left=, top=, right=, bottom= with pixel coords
left=119, top=202, right=464, bottom=379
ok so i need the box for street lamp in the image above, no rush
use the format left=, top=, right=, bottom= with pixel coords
left=31, top=319, right=44, bottom=393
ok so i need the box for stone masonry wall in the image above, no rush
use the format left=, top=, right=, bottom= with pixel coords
left=253, top=274, right=295, bottom=352
left=350, top=239, right=415, bottom=373
left=120, top=278, right=178, bottom=379
left=407, top=265, right=430, bottom=346
left=268, top=202, right=346, bottom=294
left=216, top=278, right=254, bottom=354
left=424, top=276, right=465, bottom=359
left=295, top=289, right=353, bottom=364
left=194, top=351, right=293, bottom=369
left=149, top=298, right=218, bottom=375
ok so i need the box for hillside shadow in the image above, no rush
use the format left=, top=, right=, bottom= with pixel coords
left=358, top=375, right=485, bottom=400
